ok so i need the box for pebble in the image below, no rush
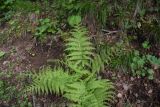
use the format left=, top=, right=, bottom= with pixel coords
left=148, top=89, right=153, bottom=94
left=3, top=61, right=9, bottom=65
left=144, top=83, right=147, bottom=87
left=117, top=74, right=121, bottom=78
left=131, top=77, right=134, bottom=81
left=135, top=93, right=138, bottom=97
left=123, top=84, right=129, bottom=91
left=117, top=93, right=123, bottom=98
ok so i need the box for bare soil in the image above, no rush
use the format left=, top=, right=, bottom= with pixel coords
left=0, top=34, right=64, bottom=72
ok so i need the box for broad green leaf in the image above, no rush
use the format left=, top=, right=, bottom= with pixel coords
left=0, top=51, right=5, bottom=58
left=68, top=15, right=81, bottom=26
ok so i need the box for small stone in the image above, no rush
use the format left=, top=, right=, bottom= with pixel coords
left=153, top=65, right=159, bottom=70
left=123, top=84, right=129, bottom=91
left=144, top=84, right=147, bottom=87
left=3, top=61, right=9, bottom=65
left=117, top=74, right=121, bottom=78
left=148, top=89, right=153, bottom=94
left=117, top=93, right=123, bottom=98
left=135, top=93, right=138, bottom=97
left=131, top=77, right=134, bottom=81
left=137, top=76, right=140, bottom=78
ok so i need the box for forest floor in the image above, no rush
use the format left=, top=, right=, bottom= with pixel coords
left=0, top=27, right=160, bottom=107
left=0, top=1, right=160, bottom=107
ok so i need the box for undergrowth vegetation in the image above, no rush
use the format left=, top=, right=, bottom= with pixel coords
left=0, top=71, right=32, bottom=107
left=35, top=18, right=58, bottom=42
left=98, top=42, right=133, bottom=71
left=0, top=0, right=14, bottom=23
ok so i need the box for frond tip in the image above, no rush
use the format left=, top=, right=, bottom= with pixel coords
left=65, top=25, right=94, bottom=67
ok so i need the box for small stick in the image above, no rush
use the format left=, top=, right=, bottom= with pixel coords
left=102, top=29, right=120, bottom=35
left=133, top=0, right=141, bottom=18
left=32, top=95, right=36, bottom=107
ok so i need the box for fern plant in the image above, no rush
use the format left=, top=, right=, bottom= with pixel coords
left=28, top=18, right=114, bottom=107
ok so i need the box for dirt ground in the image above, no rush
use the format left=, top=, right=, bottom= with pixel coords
left=0, top=34, right=64, bottom=72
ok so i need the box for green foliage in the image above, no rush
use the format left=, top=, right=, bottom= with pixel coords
left=130, top=41, right=160, bottom=79
left=91, top=54, right=105, bottom=74
left=0, top=71, right=32, bottom=106
left=54, top=0, right=110, bottom=27
left=0, top=51, right=5, bottom=59
left=130, top=50, right=160, bottom=80
left=0, top=0, right=14, bottom=22
left=68, top=15, right=82, bottom=27
left=98, top=42, right=132, bottom=71
left=18, top=94, right=32, bottom=107
left=29, top=67, right=114, bottom=107
left=35, top=18, right=57, bottom=42
left=65, top=78, right=114, bottom=107
left=13, top=0, right=40, bottom=12
left=0, top=79, right=17, bottom=101
left=142, top=41, right=150, bottom=49
left=0, top=80, right=5, bottom=99
left=0, top=72, right=13, bottom=101
left=29, top=68, right=74, bottom=95
left=130, top=51, right=153, bottom=79
left=53, top=0, right=160, bottom=44
left=147, top=55, right=160, bottom=69
left=66, top=24, right=94, bottom=67
left=29, top=23, right=114, bottom=106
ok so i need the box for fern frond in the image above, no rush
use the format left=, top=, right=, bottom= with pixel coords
left=29, top=68, right=74, bottom=95
left=65, top=78, right=114, bottom=107
left=99, top=44, right=113, bottom=65
left=86, top=78, right=114, bottom=107
left=91, top=54, right=105, bottom=73
left=64, top=81, right=86, bottom=102
left=65, top=25, right=94, bottom=67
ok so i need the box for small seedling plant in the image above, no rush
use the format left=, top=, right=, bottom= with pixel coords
left=131, top=50, right=154, bottom=79
left=35, top=18, right=57, bottom=42
left=0, top=51, right=6, bottom=59
left=130, top=41, right=160, bottom=80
